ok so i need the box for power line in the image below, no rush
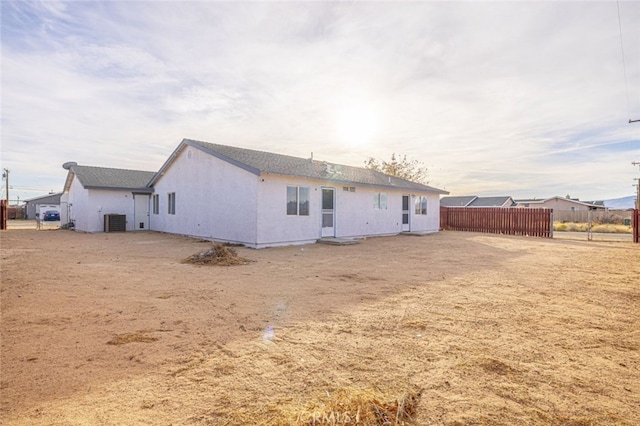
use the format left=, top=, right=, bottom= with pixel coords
left=9, top=186, right=60, bottom=192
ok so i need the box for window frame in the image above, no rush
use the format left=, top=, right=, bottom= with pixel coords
left=286, top=186, right=310, bottom=216
left=415, top=196, right=428, bottom=215
left=168, top=192, right=176, bottom=215
left=373, top=192, right=388, bottom=210
left=152, top=194, right=159, bottom=215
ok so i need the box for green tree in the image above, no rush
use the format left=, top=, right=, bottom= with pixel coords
left=364, top=153, right=429, bottom=184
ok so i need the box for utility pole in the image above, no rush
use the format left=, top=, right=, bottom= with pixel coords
left=2, top=168, right=8, bottom=204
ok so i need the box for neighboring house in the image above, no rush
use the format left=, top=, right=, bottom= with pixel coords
left=515, top=196, right=606, bottom=211
left=440, top=196, right=478, bottom=207
left=61, top=139, right=449, bottom=247
left=148, top=139, right=449, bottom=248
left=24, top=192, right=62, bottom=219
left=61, top=163, right=155, bottom=232
left=440, top=195, right=516, bottom=208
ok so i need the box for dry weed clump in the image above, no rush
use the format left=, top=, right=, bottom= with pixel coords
left=106, top=331, right=159, bottom=345
left=182, top=243, right=252, bottom=266
left=591, top=223, right=632, bottom=233
left=246, top=386, right=422, bottom=425
left=553, top=221, right=632, bottom=234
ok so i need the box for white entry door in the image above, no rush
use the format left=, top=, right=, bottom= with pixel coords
left=134, top=194, right=150, bottom=230
left=321, top=187, right=335, bottom=237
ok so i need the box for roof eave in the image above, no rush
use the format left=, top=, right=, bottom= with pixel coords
left=63, top=170, right=76, bottom=193
left=84, top=185, right=153, bottom=193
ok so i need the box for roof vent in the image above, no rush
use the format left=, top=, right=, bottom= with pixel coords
left=324, top=162, right=334, bottom=174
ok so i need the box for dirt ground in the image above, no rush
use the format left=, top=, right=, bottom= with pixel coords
left=1, top=227, right=638, bottom=425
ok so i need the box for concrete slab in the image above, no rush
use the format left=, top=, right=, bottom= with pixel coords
left=317, top=237, right=361, bottom=245
left=400, top=231, right=435, bottom=236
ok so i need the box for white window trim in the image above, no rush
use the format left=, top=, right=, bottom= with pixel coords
left=373, top=192, right=388, bottom=210
left=287, top=186, right=310, bottom=216
left=152, top=194, right=159, bottom=215
left=415, top=196, right=428, bottom=215
left=168, top=192, right=176, bottom=215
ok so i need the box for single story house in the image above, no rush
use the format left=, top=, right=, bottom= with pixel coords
left=61, top=163, right=155, bottom=232
left=514, top=196, right=606, bottom=211
left=24, top=192, right=63, bottom=219
left=61, top=139, right=449, bottom=247
left=440, top=195, right=516, bottom=208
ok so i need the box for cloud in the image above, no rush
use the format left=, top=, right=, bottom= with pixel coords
left=1, top=1, right=639, bottom=201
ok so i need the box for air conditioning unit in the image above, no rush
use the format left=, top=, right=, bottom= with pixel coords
left=104, top=214, right=126, bottom=232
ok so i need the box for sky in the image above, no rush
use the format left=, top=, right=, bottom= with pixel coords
left=1, top=0, right=639, bottom=204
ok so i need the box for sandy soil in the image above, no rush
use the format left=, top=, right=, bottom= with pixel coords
left=1, top=228, right=638, bottom=425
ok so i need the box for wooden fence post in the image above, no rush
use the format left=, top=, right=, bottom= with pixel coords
left=0, top=200, right=7, bottom=231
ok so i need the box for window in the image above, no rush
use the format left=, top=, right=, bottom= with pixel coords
left=286, top=186, right=310, bottom=216
left=168, top=192, right=176, bottom=215
left=152, top=194, right=159, bottom=215
left=415, top=196, right=428, bottom=215
left=299, top=187, right=310, bottom=215
left=373, top=193, right=387, bottom=210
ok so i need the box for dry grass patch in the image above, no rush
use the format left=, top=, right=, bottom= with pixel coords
left=106, top=331, right=159, bottom=345
left=479, top=357, right=517, bottom=376
left=554, top=222, right=631, bottom=233
left=402, top=317, right=429, bottom=328
left=232, top=386, right=422, bottom=425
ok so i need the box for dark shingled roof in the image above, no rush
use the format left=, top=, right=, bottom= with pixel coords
left=70, top=165, right=155, bottom=191
left=468, top=196, right=515, bottom=207
left=161, top=139, right=448, bottom=194
left=440, top=196, right=477, bottom=207
left=441, top=195, right=516, bottom=207
left=24, top=192, right=63, bottom=203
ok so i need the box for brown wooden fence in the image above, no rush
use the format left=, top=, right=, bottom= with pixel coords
left=634, top=209, right=639, bottom=243
left=440, top=207, right=553, bottom=238
left=1, top=200, right=7, bottom=230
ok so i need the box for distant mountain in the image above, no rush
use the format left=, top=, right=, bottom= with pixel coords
left=603, top=195, right=636, bottom=210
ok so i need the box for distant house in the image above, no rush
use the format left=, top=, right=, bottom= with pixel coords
left=24, top=192, right=62, bottom=219
left=514, top=196, right=606, bottom=211
left=61, top=139, right=449, bottom=247
left=61, top=164, right=155, bottom=232
left=440, top=196, right=478, bottom=207
left=440, top=195, right=516, bottom=208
